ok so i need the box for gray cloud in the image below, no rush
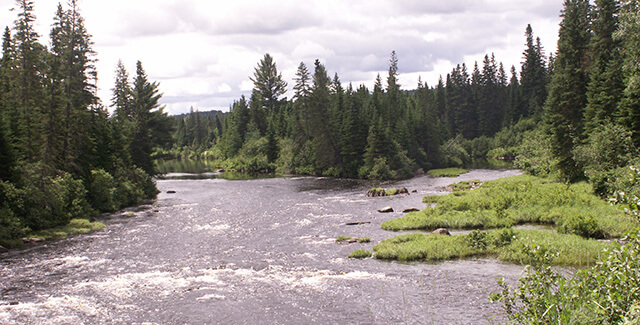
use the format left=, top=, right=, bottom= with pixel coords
left=0, top=0, right=563, bottom=114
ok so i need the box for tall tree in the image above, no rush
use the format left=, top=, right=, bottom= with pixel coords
left=521, top=24, right=548, bottom=117
left=584, top=0, right=624, bottom=134
left=544, top=0, right=592, bottom=180
left=250, top=53, right=287, bottom=112
left=616, top=0, right=640, bottom=146
left=13, top=0, right=45, bottom=162
left=129, top=61, right=169, bottom=175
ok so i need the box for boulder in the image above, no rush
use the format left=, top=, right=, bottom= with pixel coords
left=411, top=190, right=418, bottom=193
left=378, top=206, right=394, bottom=213
left=402, top=208, right=420, bottom=213
left=366, top=188, right=385, bottom=197
left=432, top=228, right=451, bottom=236
left=397, top=187, right=409, bottom=195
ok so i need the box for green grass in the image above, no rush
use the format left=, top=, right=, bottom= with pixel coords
left=358, top=237, right=371, bottom=243
left=32, top=218, right=106, bottom=241
left=348, top=249, right=372, bottom=258
left=373, top=228, right=612, bottom=267
left=336, top=235, right=353, bottom=242
left=383, top=175, right=638, bottom=239
left=427, top=168, right=469, bottom=177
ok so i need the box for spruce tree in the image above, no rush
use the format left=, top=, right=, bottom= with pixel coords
left=584, top=0, right=624, bottom=134
left=544, top=0, right=592, bottom=180
left=521, top=25, right=548, bottom=117
left=250, top=53, right=287, bottom=112
left=616, top=0, right=640, bottom=146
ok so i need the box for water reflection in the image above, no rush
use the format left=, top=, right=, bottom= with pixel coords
left=155, top=159, right=277, bottom=180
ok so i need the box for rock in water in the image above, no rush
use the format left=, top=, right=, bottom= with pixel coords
left=402, top=208, right=420, bottom=213
left=378, top=206, right=394, bottom=213
left=167, top=190, right=176, bottom=194
left=432, top=228, right=451, bottom=235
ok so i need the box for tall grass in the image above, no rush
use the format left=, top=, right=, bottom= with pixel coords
left=382, top=175, right=638, bottom=239
left=372, top=228, right=612, bottom=266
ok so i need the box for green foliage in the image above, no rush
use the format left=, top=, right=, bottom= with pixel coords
left=348, top=249, right=372, bottom=259
left=574, top=122, right=638, bottom=196
left=358, top=237, right=371, bottom=243
left=492, top=229, right=640, bottom=324
left=384, top=175, right=638, bottom=239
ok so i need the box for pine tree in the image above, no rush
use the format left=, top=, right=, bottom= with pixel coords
left=544, top=0, right=592, bottom=180
left=584, top=0, right=624, bottom=134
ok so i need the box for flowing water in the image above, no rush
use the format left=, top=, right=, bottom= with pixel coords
left=1, top=169, right=524, bottom=324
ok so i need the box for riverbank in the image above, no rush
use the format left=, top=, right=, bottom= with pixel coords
left=0, top=218, right=105, bottom=251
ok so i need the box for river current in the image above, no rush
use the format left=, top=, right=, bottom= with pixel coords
left=1, top=169, right=523, bottom=324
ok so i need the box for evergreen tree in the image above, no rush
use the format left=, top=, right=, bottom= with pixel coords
left=521, top=24, right=548, bottom=116
left=584, top=0, right=624, bottom=134
left=616, top=0, right=640, bottom=146
left=130, top=61, right=168, bottom=175
left=13, top=0, right=46, bottom=162
left=250, top=53, right=287, bottom=112
left=544, top=0, right=592, bottom=180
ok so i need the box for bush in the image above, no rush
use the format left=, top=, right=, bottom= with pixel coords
left=492, top=229, right=640, bottom=324
left=88, top=169, right=117, bottom=212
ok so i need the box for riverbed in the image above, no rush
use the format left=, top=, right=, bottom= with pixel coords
left=1, top=169, right=523, bottom=324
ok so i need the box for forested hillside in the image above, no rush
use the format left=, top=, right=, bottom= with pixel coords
left=0, top=0, right=171, bottom=242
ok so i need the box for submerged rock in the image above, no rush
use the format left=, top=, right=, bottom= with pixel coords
left=366, top=187, right=409, bottom=197
left=378, top=206, right=394, bottom=213
left=166, top=190, right=176, bottom=194
left=402, top=208, right=420, bottom=213
left=432, top=228, right=451, bottom=236
left=21, top=237, right=44, bottom=244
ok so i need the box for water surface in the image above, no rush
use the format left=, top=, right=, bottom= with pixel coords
left=1, top=169, right=524, bottom=324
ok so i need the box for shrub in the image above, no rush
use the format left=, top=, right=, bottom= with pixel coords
left=88, top=169, right=116, bottom=212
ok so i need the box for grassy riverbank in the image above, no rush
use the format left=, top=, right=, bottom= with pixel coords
left=373, top=228, right=611, bottom=267
left=0, top=218, right=105, bottom=249
left=382, top=175, right=638, bottom=239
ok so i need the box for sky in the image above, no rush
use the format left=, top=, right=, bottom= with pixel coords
left=0, top=0, right=564, bottom=115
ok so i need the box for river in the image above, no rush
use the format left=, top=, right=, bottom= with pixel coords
left=1, top=169, right=524, bottom=324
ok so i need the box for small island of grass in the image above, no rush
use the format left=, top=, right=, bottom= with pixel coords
left=383, top=175, right=638, bottom=239
left=373, top=228, right=610, bottom=267
left=426, top=168, right=469, bottom=177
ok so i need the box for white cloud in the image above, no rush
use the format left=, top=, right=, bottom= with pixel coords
left=0, top=0, right=563, bottom=114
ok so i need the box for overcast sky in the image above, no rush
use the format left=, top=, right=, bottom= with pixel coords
left=0, top=0, right=563, bottom=115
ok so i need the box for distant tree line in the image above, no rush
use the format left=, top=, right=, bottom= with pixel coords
left=0, top=0, right=172, bottom=241
left=163, top=27, right=550, bottom=179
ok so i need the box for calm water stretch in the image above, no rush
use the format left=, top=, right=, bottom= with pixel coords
left=1, top=168, right=524, bottom=324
